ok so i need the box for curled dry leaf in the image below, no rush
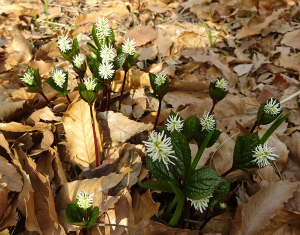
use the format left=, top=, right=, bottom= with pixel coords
left=63, top=99, right=103, bottom=168
left=241, top=181, right=299, bottom=235
left=97, top=111, right=152, bottom=143
left=0, top=122, right=52, bottom=132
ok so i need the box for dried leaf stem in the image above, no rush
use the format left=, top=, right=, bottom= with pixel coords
left=89, top=104, right=99, bottom=167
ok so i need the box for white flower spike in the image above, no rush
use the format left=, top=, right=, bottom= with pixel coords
left=52, top=68, right=66, bottom=88
left=264, top=98, right=282, bottom=115
left=58, top=35, right=72, bottom=53
left=143, top=131, right=176, bottom=169
left=187, top=195, right=212, bottom=213
left=166, top=114, right=184, bottom=133
left=73, top=54, right=85, bottom=68
left=155, top=74, right=167, bottom=86
left=252, top=142, right=278, bottom=168
left=21, top=70, right=34, bottom=85
left=200, top=112, right=216, bottom=131
left=76, top=189, right=94, bottom=209
left=215, top=78, right=228, bottom=91
left=96, top=17, right=111, bottom=40
left=84, top=77, right=97, bottom=91
left=100, top=44, right=115, bottom=63
left=98, top=62, right=114, bottom=80
left=122, top=38, right=136, bottom=55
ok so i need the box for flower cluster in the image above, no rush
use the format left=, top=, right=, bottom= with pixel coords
left=154, top=74, right=167, bottom=86
left=98, top=62, right=114, bottom=80
left=122, top=38, right=136, bottom=55
left=84, top=77, right=97, bottom=91
left=252, top=142, right=278, bottom=168
left=52, top=68, right=66, bottom=88
left=58, top=35, right=72, bottom=53
left=20, top=70, right=34, bottom=85
left=166, top=114, right=184, bottom=133
left=264, top=98, right=282, bottom=115
left=200, top=112, right=216, bottom=131
left=73, top=54, right=85, bottom=68
left=187, top=195, right=212, bottom=213
left=215, top=78, right=228, bottom=91
left=143, top=131, right=176, bottom=169
left=76, top=189, right=94, bottom=209
left=100, top=44, right=115, bottom=63
left=96, top=17, right=111, bottom=40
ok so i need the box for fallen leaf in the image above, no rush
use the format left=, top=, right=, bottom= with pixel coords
left=281, top=29, right=300, bottom=49
left=123, top=26, right=157, bottom=47
left=12, top=28, right=33, bottom=63
left=97, top=111, right=152, bottom=143
left=0, top=156, right=23, bottom=192
left=35, top=41, right=61, bottom=60
left=63, top=99, right=103, bottom=168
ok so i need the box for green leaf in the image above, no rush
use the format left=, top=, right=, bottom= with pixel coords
left=146, top=156, right=177, bottom=182
left=149, top=73, right=169, bottom=99
left=208, top=179, right=230, bottom=209
left=257, top=98, right=282, bottom=125
left=209, top=80, right=228, bottom=102
left=72, top=38, right=80, bottom=54
left=260, top=112, right=291, bottom=144
left=87, top=42, right=98, bottom=54
left=138, top=180, right=179, bottom=192
left=57, top=90, right=70, bottom=97
left=183, top=115, right=200, bottom=142
left=26, top=87, right=42, bottom=93
left=66, top=203, right=88, bottom=226
left=114, top=52, right=127, bottom=70
left=86, top=207, right=100, bottom=228
left=194, top=129, right=221, bottom=148
left=168, top=182, right=185, bottom=227
left=78, top=83, right=97, bottom=105
left=233, top=132, right=261, bottom=169
left=106, top=28, right=115, bottom=46
left=170, top=132, right=191, bottom=180
left=183, top=168, right=222, bottom=199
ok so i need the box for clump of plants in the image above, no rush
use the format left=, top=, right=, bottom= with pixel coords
left=140, top=76, right=290, bottom=227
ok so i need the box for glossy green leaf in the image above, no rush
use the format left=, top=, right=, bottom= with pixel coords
left=149, top=73, right=169, bottom=99
left=146, top=156, right=177, bottom=182
left=66, top=203, right=88, bottom=226
left=257, top=98, right=282, bottom=125
left=183, top=115, right=200, bottom=142
left=86, top=207, right=100, bottom=228
left=208, top=179, right=230, bottom=209
left=209, top=80, right=228, bottom=102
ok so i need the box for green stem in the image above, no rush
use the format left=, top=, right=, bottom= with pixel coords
left=153, top=98, right=162, bottom=130
left=191, top=129, right=215, bottom=169
left=163, top=196, right=177, bottom=221
left=168, top=183, right=185, bottom=227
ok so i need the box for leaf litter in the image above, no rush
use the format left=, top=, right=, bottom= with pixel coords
left=0, top=0, right=300, bottom=234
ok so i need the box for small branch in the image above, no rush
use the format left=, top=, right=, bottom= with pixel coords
left=118, top=70, right=128, bottom=111
left=209, top=100, right=217, bottom=115
left=153, top=98, right=162, bottom=130
left=40, top=90, right=53, bottom=109
left=66, top=94, right=71, bottom=104
left=90, top=104, right=99, bottom=167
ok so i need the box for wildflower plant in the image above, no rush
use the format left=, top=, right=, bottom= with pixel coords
left=66, top=189, right=100, bottom=228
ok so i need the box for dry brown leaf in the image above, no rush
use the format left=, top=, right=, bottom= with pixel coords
left=123, top=26, right=157, bottom=47
left=63, top=99, right=103, bottom=168
left=236, top=9, right=284, bottom=39
left=155, top=28, right=172, bottom=57
left=281, top=29, right=300, bottom=49
left=0, top=156, right=23, bottom=192
left=202, top=210, right=232, bottom=234
left=98, top=111, right=152, bottom=143
left=0, top=122, right=51, bottom=132
left=0, top=86, right=26, bottom=121
left=0, top=182, right=8, bottom=220
left=12, top=28, right=33, bottom=63
left=35, top=41, right=61, bottom=60
left=51, top=147, right=68, bottom=185
left=138, top=46, right=158, bottom=61
left=26, top=106, right=61, bottom=125
left=241, top=181, right=299, bottom=235
left=181, top=50, right=232, bottom=80
left=132, top=190, right=160, bottom=224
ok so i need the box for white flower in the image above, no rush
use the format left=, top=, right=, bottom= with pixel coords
left=122, top=38, right=136, bottom=55
left=73, top=54, right=85, bottom=68
left=155, top=74, right=167, bottom=86
left=20, top=70, right=34, bottom=85
left=252, top=142, right=278, bottom=168
left=200, top=112, right=216, bottom=131
left=264, top=98, right=282, bottom=115
left=166, top=114, right=184, bottom=133
left=52, top=68, right=66, bottom=88
left=215, top=78, right=228, bottom=91
left=58, top=35, right=72, bottom=53
left=76, top=189, right=94, bottom=209
left=100, top=44, right=115, bottom=63
left=143, top=131, right=176, bottom=169
left=187, top=195, right=212, bottom=213
left=96, top=17, right=111, bottom=40
left=84, top=77, right=97, bottom=91
left=98, top=62, right=114, bottom=80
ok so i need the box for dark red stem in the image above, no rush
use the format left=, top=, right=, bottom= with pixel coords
left=90, top=105, right=99, bottom=167
left=107, top=83, right=111, bottom=111
left=153, top=98, right=162, bottom=130
left=118, top=70, right=128, bottom=111
left=250, top=121, right=258, bottom=133
left=209, top=100, right=217, bottom=116
left=220, top=167, right=235, bottom=177
left=77, top=75, right=83, bottom=83
left=100, top=89, right=107, bottom=112
left=40, top=90, right=53, bottom=109
left=66, top=94, right=71, bottom=104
